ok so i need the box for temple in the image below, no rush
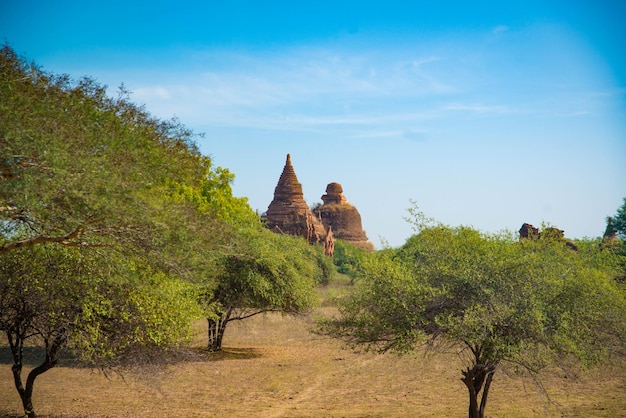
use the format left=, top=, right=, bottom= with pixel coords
left=265, top=154, right=326, bottom=243
left=265, top=154, right=373, bottom=250
left=316, top=182, right=374, bottom=250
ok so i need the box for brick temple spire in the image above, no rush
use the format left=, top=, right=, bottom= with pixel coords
left=272, top=154, right=303, bottom=201
left=265, top=154, right=325, bottom=243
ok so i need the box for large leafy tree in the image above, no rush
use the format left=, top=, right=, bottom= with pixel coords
left=320, top=210, right=626, bottom=418
left=0, top=45, right=220, bottom=256
left=0, top=46, right=231, bottom=416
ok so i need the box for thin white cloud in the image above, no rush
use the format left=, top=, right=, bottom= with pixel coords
left=492, top=25, right=509, bottom=35
left=118, top=32, right=615, bottom=141
left=347, top=130, right=406, bottom=139
left=130, top=47, right=454, bottom=109
left=123, top=46, right=460, bottom=135
left=444, top=103, right=510, bottom=114
left=566, top=110, right=592, bottom=117
left=410, top=56, right=441, bottom=70
left=589, top=88, right=626, bottom=98
left=133, top=85, right=172, bottom=100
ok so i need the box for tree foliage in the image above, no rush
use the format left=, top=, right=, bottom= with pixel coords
left=319, top=206, right=626, bottom=418
left=0, top=45, right=232, bottom=417
left=204, top=228, right=331, bottom=351
left=606, top=197, right=626, bottom=240
left=1, top=48, right=207, bottom=255
left=602, top=198, right=626, bottom=282
left=331, top=239, right=369, bottom=281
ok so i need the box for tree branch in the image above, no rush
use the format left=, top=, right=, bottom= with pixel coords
left=229, top=308, right=280, bottom=322
left=0, top=223, right=105, bottom=255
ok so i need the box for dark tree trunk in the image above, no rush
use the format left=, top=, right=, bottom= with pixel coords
left=207, top=308, right=232, bottom=352
left=7, top=330, right=64, bottom=418
left=20, top=359, right=56, bottom=418
left=479, top=369, right=495, bottom=418
left=462, top=363, right=497, bottom=418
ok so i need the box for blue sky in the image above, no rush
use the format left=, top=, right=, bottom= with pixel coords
left=2, top=0, right=625, bottom=247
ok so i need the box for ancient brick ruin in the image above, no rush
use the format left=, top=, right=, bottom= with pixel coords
left=519, top=223, right=540, bottom=239
left=265, top=154, right=373, bottom=251
left=265, top=154, right=326, bottom=243
left=316, top=182, right=374, bottom=251
left=519, top=223, right=578, bottom=251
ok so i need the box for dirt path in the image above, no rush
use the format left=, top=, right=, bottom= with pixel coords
left=265, top=367, right=327, bottom=417
left=264, top=347, right=383, bottom=418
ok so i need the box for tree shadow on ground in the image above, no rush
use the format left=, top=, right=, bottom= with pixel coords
left=0, top=345, right=47, bottom=367
left=207, top=346, right=264, bottom=361
left=0, top=410, right=74, bottom=418
left=0, top=344, right=264, bottom=369
left=0, top=344, right=222, bottom=370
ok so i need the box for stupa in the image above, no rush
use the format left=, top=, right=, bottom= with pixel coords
left=316, top=182, right=374, bottom=250
left=265, top=154, right=326, bottom=243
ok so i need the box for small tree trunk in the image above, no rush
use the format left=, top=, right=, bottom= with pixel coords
left=7, top=330, right=32, bottom=417
left=462, top=364, right=497, bottom=418
left=11, top=363, right=39, bottom=418
left=479, top=369, right=495, bottom=418
left=462, top=370, right=480, bottom=418
left=8, top=331, right=64, bottom=418
left=207, top=308, right=232, bottom=352
left=20, top=372, right=39, bottom=418
left=21, top=355, right=59, bottom=418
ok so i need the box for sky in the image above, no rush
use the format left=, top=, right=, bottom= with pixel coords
left=2, top=0, right=625, bottom=247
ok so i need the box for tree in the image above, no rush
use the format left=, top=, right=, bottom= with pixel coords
left=0, top=45, right=231, bottom=416
left=0, top=45, right=215, bottom=257
left=603, top=198, right=626, bottom=282
left=0, top=244, right=202, bottom=417
left=606, top=197, right=626, bottom=240
left=204, top=228, right=330, bottom=351
left=332, top=239, right=369, bottom=282
left=319, top=209, right=626, bottom=418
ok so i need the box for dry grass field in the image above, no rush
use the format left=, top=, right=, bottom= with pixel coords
left=1, top=279, right=625, bottom=417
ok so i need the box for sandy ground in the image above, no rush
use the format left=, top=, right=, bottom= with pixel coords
left=1, top=312, right=625, bottom=417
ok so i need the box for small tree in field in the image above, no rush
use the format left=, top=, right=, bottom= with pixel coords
left=204, top=229, right=329, bottom=351
left=319, top=209, right=626, bottom=418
